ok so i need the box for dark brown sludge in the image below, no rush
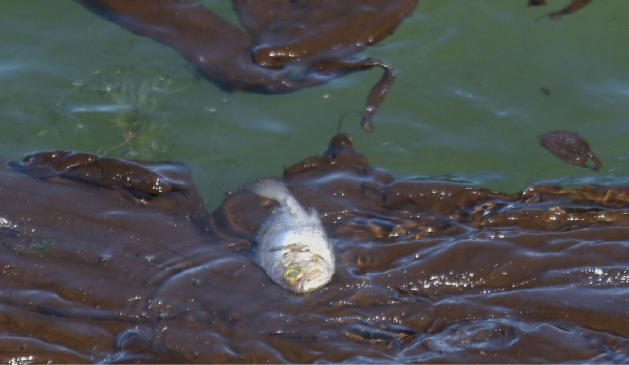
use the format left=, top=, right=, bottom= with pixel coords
left=75, top=0, right=418, bottom=130
left=539, top=130, right=602, bottom=171
left=2, top=135, right=629, bottom=362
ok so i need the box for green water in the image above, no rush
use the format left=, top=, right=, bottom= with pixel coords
left=2, top=0, right=628, bottom=210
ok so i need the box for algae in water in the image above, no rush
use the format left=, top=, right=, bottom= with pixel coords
left=48, top=68, right=186, bottom=160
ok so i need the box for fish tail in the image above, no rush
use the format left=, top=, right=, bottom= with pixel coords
left=245, top=179, right=292, bottom=206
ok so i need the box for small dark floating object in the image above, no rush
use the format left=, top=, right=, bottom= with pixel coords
left=540, top=87, right=551, bottom=96
left=528, top=0, right=547, bottom=6
left=539, top=130, right=601, bottom=171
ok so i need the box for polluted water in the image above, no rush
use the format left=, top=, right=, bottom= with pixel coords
left=1, top=133, right=629, bottom=362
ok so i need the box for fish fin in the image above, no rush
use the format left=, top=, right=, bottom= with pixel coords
left=245, top=179, right=291, bottom=206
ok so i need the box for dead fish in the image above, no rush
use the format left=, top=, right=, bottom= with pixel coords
left=247, top=180, right=335, bottom=294
left=538, top=130, right=601, bottom=171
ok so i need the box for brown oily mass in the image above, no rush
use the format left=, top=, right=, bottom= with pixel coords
left=539, top=130, right=602, bottom=171
left=75, top=0, right=418, bottom=131
left=1, top=134, right=629, bottom=362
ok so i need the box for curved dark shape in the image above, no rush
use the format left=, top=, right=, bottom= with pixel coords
left=539, top=130, right=602, bottom=171
left=548, top=0, right=594, bottom=19
left=75, top=0, right=418, bottom=131
left=232, top=0, right=417, bottom=68
left=529, top=0, right=595, bottom=19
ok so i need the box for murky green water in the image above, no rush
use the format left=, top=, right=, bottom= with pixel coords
left=2, top=0, right=628, bottom=210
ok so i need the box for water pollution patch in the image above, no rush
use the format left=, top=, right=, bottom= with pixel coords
left=539, top=130, right=602, bottom=171
left=75, top=0, right=420, bottom=131
left=1, top=133, right=629, bottom=362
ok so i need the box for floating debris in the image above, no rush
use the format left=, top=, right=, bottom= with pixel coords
left=538, top=130, right=601, bottom=171
left=50, top=71, right=183, bottom=160
left=100, top=76, right=174, bottom=159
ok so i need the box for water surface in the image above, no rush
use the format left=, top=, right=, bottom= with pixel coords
left=2, top=0, right=628, bottom=209
left=1, top=0, right=629, bottom=363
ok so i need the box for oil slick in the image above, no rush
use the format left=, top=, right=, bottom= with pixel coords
left=246, top=179, right=335, bottom=294
left=75, top=0, right=418, bottom=131
left=4, top=134, right=629, bottom=361
left=539, top=130, right=602, bottom=171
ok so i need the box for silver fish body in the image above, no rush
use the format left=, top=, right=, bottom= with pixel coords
left=247, top=180, right=335, bottom=294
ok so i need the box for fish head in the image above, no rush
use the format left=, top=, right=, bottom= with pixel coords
left=282, top=252, right=334, bottom=294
